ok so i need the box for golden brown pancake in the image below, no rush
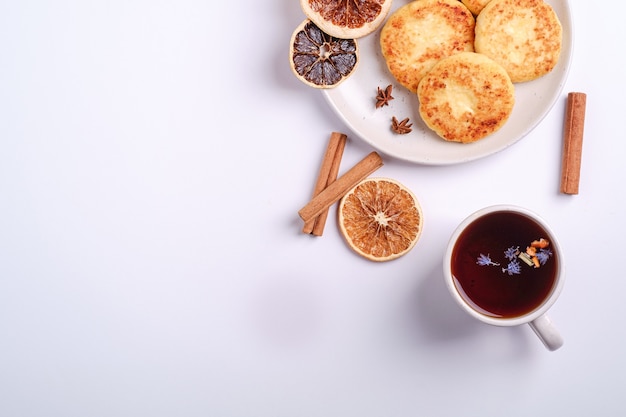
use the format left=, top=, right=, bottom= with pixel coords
left=380, top=0, right=475, bottom=92
left=474, top=0, right=562, bottom=83
left=417, top=52, right=515, bottom=143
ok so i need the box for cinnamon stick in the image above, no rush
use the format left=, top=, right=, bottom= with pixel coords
left=311, top=134, right=346, bottom=236
left=302, top=132, right=347, bottom=234
left=298, top=151, right=383, bottom=223
left=560, top=92, right=587, bottom=195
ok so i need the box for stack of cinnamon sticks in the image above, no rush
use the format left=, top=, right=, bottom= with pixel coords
left=299, top=132, right=383, bottom=236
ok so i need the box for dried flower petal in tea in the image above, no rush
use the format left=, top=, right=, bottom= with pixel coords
left=477, top=238, right=553, bottom=276
left=476, top=253, right=499, bottom=266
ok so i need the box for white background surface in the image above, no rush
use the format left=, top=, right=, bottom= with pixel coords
left=1, top=1, right=624, bottom=416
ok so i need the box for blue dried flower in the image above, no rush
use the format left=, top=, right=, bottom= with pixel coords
left=502, top=260, right=522, bottom=275
left=536, top=249, right=553, bottom=265
left=477, top=253, right=499, bottom=266
left=504, top=246, right=520, bottom=261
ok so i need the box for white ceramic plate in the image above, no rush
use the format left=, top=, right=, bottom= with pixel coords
left=322, top=0, right=573, bottom=165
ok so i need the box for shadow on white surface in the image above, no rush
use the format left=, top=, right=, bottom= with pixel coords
left=398, top=262, right=539, bottom=357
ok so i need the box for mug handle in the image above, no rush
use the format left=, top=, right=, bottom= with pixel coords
left=528, top=314, right=564, bottom=351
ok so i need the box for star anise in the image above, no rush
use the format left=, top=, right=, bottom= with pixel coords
left=375, top=84, right=394, bottom=108
left=391, top=116, right=412, bottom=134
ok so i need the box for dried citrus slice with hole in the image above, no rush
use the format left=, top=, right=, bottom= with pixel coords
left=338, top=177, right=423, bottom=262
left=300, top=0, right=393, bottom=39
left=289, top=19, right=359, bottom=89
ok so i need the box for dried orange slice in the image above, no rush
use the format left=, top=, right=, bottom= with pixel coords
left=289, top=19, right=359, bottom=89
left=300, top=0, right=393, bottom=39
left=338, top=177, right=423, bottom=262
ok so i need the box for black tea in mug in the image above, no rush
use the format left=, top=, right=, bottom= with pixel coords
left=450, top=211, right=559, bottom=319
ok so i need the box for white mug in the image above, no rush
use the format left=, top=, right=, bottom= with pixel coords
left=443, top=205, right=565, bottom=351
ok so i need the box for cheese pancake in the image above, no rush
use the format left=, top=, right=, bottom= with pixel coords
left=417, top=52, right=515, bottom=143
left=475, top=0, right=562, bottom=83
left=380, top=0, right=474, bottom=92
